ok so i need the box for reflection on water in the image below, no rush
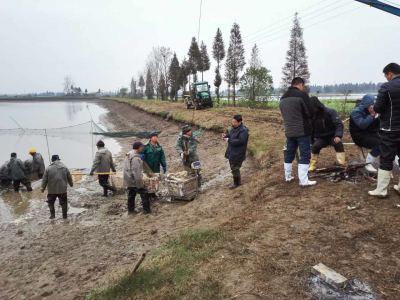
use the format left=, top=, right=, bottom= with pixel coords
left=0, top=100, right=120, bottom=223
left=0, top=186, right=44, bottom=218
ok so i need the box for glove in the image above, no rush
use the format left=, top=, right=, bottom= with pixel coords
left=141, top=155, right=146, bottom=161
left=180, top=153, right=184, bottom=158
left=90, top=170, right=94, bottom=176
left=112, top=168, right=116, bottom=173
left=163, top=167, right=167, bottom=174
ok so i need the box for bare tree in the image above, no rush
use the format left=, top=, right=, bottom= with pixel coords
left=146, top=47, right=162, bottom=99
left=160, top=46, right=172, bottom=100
left=63, top=76, right=74, bottom=94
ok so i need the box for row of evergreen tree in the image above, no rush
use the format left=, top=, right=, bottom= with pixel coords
left=125, top=13, right=380, bottom=106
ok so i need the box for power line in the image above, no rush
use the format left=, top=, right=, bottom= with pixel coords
left=198, top=0, right=203, bottom=42
left=245, top=0, right=350, bottom=45
left=245, top=0, right=353, bottom=45
left=255, top=4, right=365, bottom=47
left=244, top=0, right=331, bottom=39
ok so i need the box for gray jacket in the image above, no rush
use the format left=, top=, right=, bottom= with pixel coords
left=91, top=147, right=116, bottom=173
left=41, top=161, right=73, bottom=194
left=7, top=158, right=26, bottom=181
left=123, top=150, right=144, bottom=188
left=24, top=158, right=33, bottom=175
left=0, top=161, right=10, bottom=180
left=32, top=153, right=46, bottom=174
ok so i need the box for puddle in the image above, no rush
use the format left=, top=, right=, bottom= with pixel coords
left=309, top=275, right=377, bottom=300
left=68, top=206, right=86, bottom=214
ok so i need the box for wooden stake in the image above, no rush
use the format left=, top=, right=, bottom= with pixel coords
left=44, top=128, right=51, bottom=164
left=70, top=172, right=116, bottom=175
left=131, top=253, right=146, bottom=275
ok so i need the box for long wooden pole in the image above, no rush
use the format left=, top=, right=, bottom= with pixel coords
left=44, top=128, right=51, bottom=164
left=10, top=116, right=25, bottom=133
left=70, top=172, right=116, bottom=175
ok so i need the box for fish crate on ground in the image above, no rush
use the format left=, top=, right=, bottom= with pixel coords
left=165, top=171, right=198, bottom=201
left=110, top=172, right=159, bottom=194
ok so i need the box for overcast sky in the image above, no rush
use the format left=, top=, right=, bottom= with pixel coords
left=0, top=0, right=399, bottom=94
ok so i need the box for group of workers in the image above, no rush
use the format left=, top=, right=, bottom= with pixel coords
left=0, top=149, right=45, bottom=192
left=119, top=117, right=249, bottom=215
left=0, top=116, right=249, bottom=220
left=280, top=62, right=400, bottom=198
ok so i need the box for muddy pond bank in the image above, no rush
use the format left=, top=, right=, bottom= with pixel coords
left=0, top=99, right=250, bottom=300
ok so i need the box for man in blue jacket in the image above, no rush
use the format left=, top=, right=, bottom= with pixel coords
left=350, top=94, right=380, bottom=173
left=309, top=96, right=345, bottom=171
left=222, top=115, right=249, bottom=189
left=369, top=63, right=400, bottom=198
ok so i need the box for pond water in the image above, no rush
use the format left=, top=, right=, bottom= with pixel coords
left=0, top=100, right=120, bottom=223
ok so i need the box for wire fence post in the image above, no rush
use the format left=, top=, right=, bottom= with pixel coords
left=44, top=129, right=51, bottom=164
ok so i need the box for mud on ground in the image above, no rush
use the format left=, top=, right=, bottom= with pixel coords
left=1, top=99, right=399, bottom=300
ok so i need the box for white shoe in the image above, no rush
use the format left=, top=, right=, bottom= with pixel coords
left=284, top=163, right=294, bottom=182
left=365, top=153, right=378, bottom=173
left=298, top=164, right=316, bottom=186
left=368, top=169, right=391, bottom=198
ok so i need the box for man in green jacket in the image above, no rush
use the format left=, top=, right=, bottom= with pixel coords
left=141, top=130, right=167, bottom=199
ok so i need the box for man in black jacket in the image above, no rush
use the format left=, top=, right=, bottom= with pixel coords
left=222, top=115, right=249, bottom=189
left=280, top=77, right=316, bottom=186
left=369, top=63, right=400, bottom=198
left=309, top=96, right=345, bottom=171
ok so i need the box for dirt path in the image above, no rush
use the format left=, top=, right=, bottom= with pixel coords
left=0, top=100, right=256, bottom=300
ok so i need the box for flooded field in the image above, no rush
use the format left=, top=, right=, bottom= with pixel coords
left=0, top=100, right=120, bottom=223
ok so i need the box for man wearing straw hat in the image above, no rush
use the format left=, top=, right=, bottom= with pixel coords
left=41, top=155, right=73, bottom=219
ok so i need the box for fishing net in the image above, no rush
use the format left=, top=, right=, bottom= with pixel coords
left=0, top=120, right=163, bottom=141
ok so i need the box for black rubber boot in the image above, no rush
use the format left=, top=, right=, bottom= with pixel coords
left=107, top=185, right=117, bottom=196
left=48, top=204, right=55, bottom=219
left=25, top=182, right=33, bottom=192
left=102, top=187, right=108, bottom=197
left=61, top=204, right=68, bottom=219
left=142, top=195, right=152, bottom=214
left=229, top=176, right=240, bottom=189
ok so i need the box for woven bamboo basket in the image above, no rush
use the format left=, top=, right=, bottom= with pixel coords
left=165, top=176, right=198, bottom=201
left=110, top=172, right=159, bottom=194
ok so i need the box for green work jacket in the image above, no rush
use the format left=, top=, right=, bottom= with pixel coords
left=141, top=141, right=166, bottom=173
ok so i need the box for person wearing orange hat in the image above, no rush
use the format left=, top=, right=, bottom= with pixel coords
left=29, top=149, right=45, bottom=179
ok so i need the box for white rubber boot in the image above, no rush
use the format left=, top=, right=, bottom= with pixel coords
left=394, top=175, right=400, bottom=195
left=298, top=164, right=316, bottom=186
left=368, top=169, right=391, bottom=198
left=284, top=163, right=294, bottom=182
left=365, top=153, right=378, bottom=173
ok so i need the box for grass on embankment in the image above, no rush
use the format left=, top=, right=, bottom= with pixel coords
left=106, top=98, right=285, bottom=168
left=87, top=229, right=227, bottom=300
